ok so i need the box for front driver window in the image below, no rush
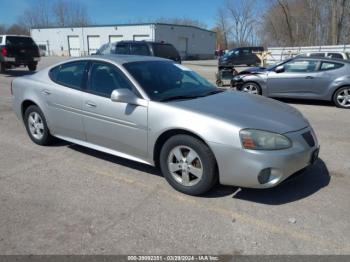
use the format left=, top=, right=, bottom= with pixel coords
left=89, top=63, right=134, bottom=98
left=283, top=60, right=318, bottom=73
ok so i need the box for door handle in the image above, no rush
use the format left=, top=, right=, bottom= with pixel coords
left=85, top=101, right=97, bottom=108
left=305, top=76, right=314, bottom=79
left=42, top=89, right=51, bottom=95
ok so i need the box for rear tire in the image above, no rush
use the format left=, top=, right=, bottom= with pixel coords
left=24, top=105, right=54, bottom=145
left=0, top=62, right=5, bottom=73
left=333, top=86, right=350, bottom=108
left=160, top=135, right=217, bottom=196
left=28, top=64, right=37, bottom=72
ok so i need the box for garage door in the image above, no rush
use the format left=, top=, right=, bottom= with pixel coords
left=178, top=37, right=188, bottom=58
left=87, top=36, right=100, bottom=55
left=109, top=35, right=123, bottom=43
left=68, top=36, right=80, bottom=57
left=133, top=35, right=150, bottom=41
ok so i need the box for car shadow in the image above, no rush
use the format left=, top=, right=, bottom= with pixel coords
left=276, top=98, right=334, bottom=107
left=231, top=159, right=330, bottom=205
left=65, top=144, right=244, bottom=198
left=63, top=143, right=330, bottom=201
left=3, top=70, right=35, bottom=77
left=68, top=144, right=161, bottom=177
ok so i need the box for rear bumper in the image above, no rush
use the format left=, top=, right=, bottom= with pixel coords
left=1, top=57, right=40, bottom=63
left=209, top=127, right=319, bottom=189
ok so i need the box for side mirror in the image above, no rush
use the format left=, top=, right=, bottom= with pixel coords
left=275, top=65, right=285, bottom=73
left=111, top=89, right=147, bottom=107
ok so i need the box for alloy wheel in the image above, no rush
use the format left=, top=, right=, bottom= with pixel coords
left=242, top=83, right=259, bottom=94
left=28, top=112, right=45, bottom=140
left=167, top=146, right=203, bottom=187
left=336, top=88, right=350, bottom=108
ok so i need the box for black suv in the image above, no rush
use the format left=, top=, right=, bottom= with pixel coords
left=0, top=35, right=40, bottom=73
left=218, top=46, right=264, bottom=68
left=96, top=41, right=181, bottom=63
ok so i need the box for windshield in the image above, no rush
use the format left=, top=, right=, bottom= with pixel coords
left=124, top=61, right=218, bottom=101
left=223, top=49, right=239, bottom=58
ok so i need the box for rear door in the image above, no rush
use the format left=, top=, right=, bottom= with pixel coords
left=5, top=36, right=39, bottom=61
left=45, top=61, right=88, bottom=140
left=82, top=61, right=148, bottom=158
left=267, top=59, right=321, bottom=97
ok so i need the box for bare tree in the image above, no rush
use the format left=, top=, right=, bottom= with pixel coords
left=52, top=0, right=90, bottom=27
left=225, top=0, right=258, bottom=46
left=6, top=24, right=29, bottom=35
left=214, top=8, right=229, bottom=49
left=18, top=0, right=51, bottom=29
left=154, top=17, right=207, bottom=29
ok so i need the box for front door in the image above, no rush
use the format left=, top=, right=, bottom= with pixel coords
left=267, top=59, right=320, bottom=97
left=82, top=61, right=148, bottom=159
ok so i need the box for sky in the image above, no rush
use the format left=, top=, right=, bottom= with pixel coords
left=0, top=0, right=228, bottom=28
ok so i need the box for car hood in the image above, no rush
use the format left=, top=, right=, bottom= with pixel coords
left=170, top=91, right=309, bottom=134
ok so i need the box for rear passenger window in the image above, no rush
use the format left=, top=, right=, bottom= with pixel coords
left=328, top=53, right=343, bottom=59
left=320, top=62, right=343, bottom=71
left=115, top=44, right=129, bottom=54
left=49, top=61, right=87, bottom=89
left=309, top=53, right=325, bottom=58
left=130, top=44, right=150, bottom=56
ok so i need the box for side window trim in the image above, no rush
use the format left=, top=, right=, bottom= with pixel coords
left=86, top=61, right=141, bottom=99
left=49, top=60, right=89, bottom=90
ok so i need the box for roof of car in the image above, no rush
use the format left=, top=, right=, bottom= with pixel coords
left=293, top=56, right=350, bottom=64
left=68, top=54, right=170, bottom=65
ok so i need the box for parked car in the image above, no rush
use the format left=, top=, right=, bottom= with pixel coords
left=12, top=55, right=319, bottom=195
left=297, top=51, right=350, bottom=60
left=95, top=41, right=181, bottom=63
left=218, top=46, right=264, bottom=68
left=0, top=35, right=40, bottom=73
left=231, top=57, right=350, bottom=108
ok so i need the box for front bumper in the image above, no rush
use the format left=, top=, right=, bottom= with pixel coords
left=209, top=127, right=319, bottom=188
left=230, top=78, right=244, bottom=89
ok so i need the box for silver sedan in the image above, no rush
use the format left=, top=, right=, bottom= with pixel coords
left=232, top=57, right=350, bottom=108
left=12, top=55, right=319, bottom=195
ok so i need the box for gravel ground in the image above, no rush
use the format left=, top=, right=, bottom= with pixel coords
left=0, top=57, right=349, bottom=255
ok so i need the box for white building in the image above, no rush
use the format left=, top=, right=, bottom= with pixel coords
left=30, top=23, right=217, bottom=59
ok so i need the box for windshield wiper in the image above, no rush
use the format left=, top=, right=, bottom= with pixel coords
left=160, top=95, right=202, bottom=102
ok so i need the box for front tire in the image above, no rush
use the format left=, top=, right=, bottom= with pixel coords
left=333, top=87, right=350, bottom=108
left=24, top=105, right=54, bottom=145
left=240, top=82, right=262, bottom=95
left=160, top=135, right=217, bottom=195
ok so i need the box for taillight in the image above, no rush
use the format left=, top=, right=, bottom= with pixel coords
left=1, top=47, right=7, bottom=57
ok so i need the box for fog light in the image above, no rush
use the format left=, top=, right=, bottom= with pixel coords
left=258, top=168, right=271, bottom=184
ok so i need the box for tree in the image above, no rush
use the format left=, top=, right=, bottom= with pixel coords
left=6, top=24, right=29, bottom=35
left=18, top=0, right=51, bottom=29
left=154, top=17, right=207, bottom=29
left=214, top=8, right=229, bottom=49
left=52, top=0, right=90, bottom=27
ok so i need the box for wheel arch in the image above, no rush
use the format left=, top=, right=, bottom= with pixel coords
left=21, top=100, right=39, bottom=121
left=153, top=129, right=218, bottom=169
left=331, top=85, right=350, bottom=100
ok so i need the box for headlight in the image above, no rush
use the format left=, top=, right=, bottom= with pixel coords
left=233, top=75, right=243, bottom=80
left=240, top=129, right=292, bottom=150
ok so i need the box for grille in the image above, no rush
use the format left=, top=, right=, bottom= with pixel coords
left=302, top=131, right=315, bottom=147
